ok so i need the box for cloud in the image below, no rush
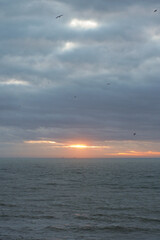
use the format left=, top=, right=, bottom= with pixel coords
left=70, top=19, right=98, bottom=29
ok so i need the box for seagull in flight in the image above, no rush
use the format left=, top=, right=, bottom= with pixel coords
left=56, top=14, right=63, bottom=19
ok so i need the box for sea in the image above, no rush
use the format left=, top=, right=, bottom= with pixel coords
left=0, top=158, right=160, bottom=240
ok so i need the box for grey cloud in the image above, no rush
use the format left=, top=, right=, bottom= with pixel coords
left=56, top=0, right=159, bottom=12
left=0, top=80, right=160, bottom=141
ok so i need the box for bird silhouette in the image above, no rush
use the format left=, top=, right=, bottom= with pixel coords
left=154, top=9, right=158, bottom=12
left=56, top=15, right=63, bottom=19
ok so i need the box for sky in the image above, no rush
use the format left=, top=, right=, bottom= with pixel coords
left=1, top=0, right=160, bottom=158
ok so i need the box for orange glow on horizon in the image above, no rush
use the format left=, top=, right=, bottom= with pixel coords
left=23, top=139, right=160, bottom=158
left=116, top=151, right=160, bottom=157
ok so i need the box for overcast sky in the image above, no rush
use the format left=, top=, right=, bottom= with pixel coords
left=1, top=0, right=160, bottom=158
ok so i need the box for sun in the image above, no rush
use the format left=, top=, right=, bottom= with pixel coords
left=69, top=144, right=88, bottom=149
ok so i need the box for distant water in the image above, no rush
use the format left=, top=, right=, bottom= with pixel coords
left=0, top=158, right=160, bottom=240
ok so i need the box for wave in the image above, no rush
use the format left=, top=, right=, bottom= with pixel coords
left=43, top=223, right=160, bottom=234
left=73, top=224, right=160, bottom=233
left=139, top=217, right=160, bottom=223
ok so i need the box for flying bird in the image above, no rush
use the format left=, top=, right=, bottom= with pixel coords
left=154, top=9, right=158, bottom=12
left=56, top=15, right=63, bottom=19
left=133, top=132, right=136, bottom=136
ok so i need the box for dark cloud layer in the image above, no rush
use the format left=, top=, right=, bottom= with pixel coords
left=0, top=0, right=160, bottom=156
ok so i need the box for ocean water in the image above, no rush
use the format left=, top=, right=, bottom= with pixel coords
left=0, top=158, right=160, bottom=240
